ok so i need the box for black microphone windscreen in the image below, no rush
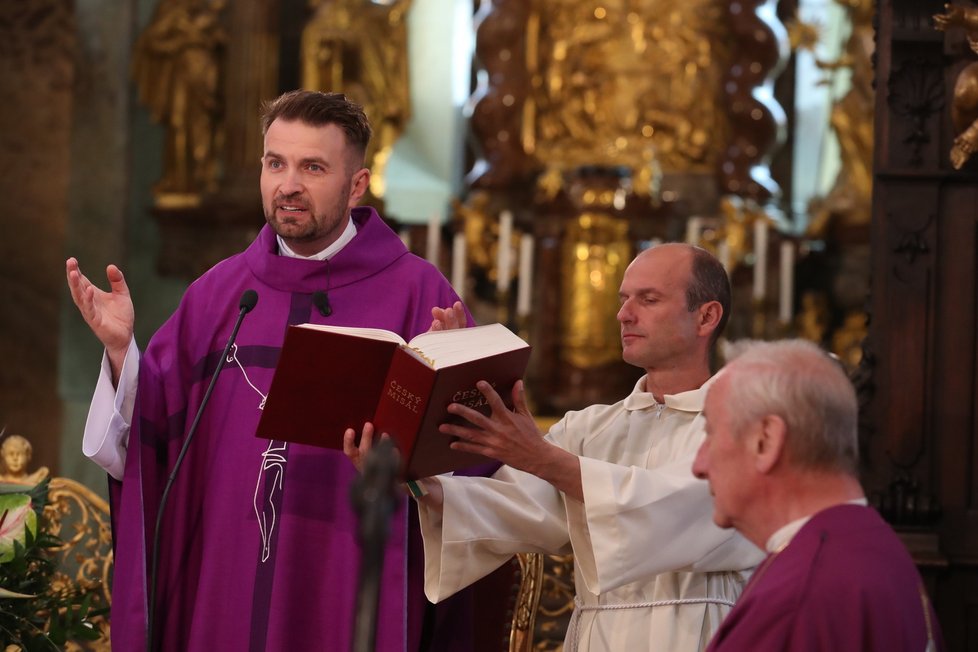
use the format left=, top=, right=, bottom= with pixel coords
left=312, top=290, right=332, bottom=317
left=239, top=289, right=259, bottom=314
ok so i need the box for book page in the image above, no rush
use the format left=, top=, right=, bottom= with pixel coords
left=406, top=323, right=528, bottom=369
left=295, top=323, right=407, bottom=345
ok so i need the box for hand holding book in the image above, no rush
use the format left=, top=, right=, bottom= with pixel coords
left=438, top=380, right=549, bottom=474
left=438, top=380, right=586, bottom=501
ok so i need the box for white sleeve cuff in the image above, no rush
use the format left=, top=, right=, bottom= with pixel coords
left=81, top=337, right=139, bottom=481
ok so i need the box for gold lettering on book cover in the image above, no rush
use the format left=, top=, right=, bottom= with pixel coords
left=525, top=0, right=731, bottom=174
left=387, top=380, right=423, bottom=414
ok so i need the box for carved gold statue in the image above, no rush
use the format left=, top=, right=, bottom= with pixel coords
left=934, top=3, right=978, bottom=169
left=453, top=190, right=494, bottom=272
left=795, top=290, right=830, bottom=345
left=0, top=434, right=49, bottom=486
left=560, top=213, right=631, bottom=369
left=803, top=0, right=875, bottom=236
left=525, top=0, right=731, bottom=185
left=131, top=0, right=227, bottom=207
left=301, top=0, right=412, bottom=198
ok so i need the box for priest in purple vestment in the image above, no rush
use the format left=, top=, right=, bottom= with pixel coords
left=66, top=90, right=477, bottom=651
left=692, top=339, right=944, bottom=652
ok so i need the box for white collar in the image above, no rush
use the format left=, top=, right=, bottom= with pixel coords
left=765, top=498, right=870, bottom=553
left=276, top=217, right=357, bottom=260
left=621, top=375, right=714, bottom=413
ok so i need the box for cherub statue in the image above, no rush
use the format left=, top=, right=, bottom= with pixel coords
left=0, top=435, right=49, bottom=486
left=934, top=3, right=978, bottom=168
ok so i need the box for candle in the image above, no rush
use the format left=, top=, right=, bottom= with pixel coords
left=752, top=219, right=768, bottom=301
left=399, top=228, right=411, bottom=250
left=497, top=210, right=513, bottom=292
left=718, top=240, right=731, bottom=274
left=685, top=217, right=703, bottom=245
left=516, top=233, right=535, bottom=317
left=426, top=213, right=441, bottom=265
left=451, top=232, right=466, bottom=301
left=779, top=241, right=795, bottom=323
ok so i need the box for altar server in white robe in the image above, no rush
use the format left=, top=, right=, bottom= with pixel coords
left=346, top=243, right=765, bottom=652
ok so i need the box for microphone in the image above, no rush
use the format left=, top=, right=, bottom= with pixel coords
left=312, top=290, right=332, bottom=317
left=146, top=289, right=259, bottom=652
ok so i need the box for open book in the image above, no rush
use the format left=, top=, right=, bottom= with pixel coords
left=255, top=323, right=531, bottom=479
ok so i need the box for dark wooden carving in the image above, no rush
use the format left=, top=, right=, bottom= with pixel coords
left=868, top=2, right=978, bottom=648
left=886, top=57, right=945, bottom=167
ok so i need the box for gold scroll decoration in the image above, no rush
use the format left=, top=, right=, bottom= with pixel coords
left=466, top=0, right=733, bottom=190
left=525, top=0, right=732, bottom=183
left=44, top=477, right=114, bottom=650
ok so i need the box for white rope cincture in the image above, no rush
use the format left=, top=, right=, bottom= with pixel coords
left=565, top=595, right=736, bottom=652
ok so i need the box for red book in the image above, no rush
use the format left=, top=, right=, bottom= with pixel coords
left=255, top=323, right=531, bottom=479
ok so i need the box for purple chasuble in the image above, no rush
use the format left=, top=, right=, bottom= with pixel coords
left=706, top=504, right=944, bottom=651
left=109, top=208, right=476, bottom=651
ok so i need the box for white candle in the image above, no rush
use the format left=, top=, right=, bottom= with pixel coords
left=753, top=219, right=768, bottom=301
left=497, top=210, right=513, bottom=292
left=399, top=228, right=411, bottom=250
left=451, top=231, right=466, bottom=302
left=516, top=233, right=534, bottom=317
left=426, top=213, right=441, bottom=265
left=685, top=217, right=703, bottom=245
left=718, top=241, right=731, bottom=274
left=779, top=241, right=795, bottom=323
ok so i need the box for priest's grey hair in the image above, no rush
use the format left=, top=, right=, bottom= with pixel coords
left=721, top=338, right=859, bottom=475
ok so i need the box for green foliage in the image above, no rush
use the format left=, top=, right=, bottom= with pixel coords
left=0, top=480, right=105, bottom=650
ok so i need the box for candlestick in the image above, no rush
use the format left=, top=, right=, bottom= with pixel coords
left=752, top=219, right=768, bottom=301
left=778, top=241, right=794, bottom=324
left=497, top=210, right=513, bottom=292
left=718, top=241, right=731, bottom=274
left=451, top=232, right=466, bottom=301
left=685, top=217, right=703, bottom=245
left=516, top=233, right=534, bottom=317
left=426, top=213, right=441, bottom=265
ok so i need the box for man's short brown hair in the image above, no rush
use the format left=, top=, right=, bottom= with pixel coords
left=260, top=90, right=372, bottom=166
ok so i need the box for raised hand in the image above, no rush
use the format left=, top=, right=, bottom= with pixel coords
left=65, top=257, right=135, bottom=382
left=429, top=301, right=467, bottom=331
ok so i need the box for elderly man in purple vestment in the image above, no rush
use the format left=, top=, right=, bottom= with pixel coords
left=693, top=339, right=944, bottom=652
left=65, top=90, right=475, bottom=651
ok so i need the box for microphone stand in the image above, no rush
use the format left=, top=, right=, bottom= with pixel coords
left=146, top=291, right=257, bottom=652
left=350, top=437, right=399, bottom=652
